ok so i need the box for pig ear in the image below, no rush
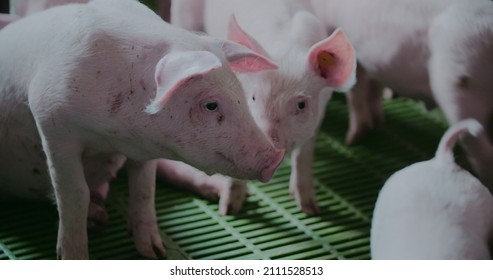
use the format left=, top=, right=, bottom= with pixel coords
left=145, top=51, right=222, bottom=114
left=227, top=14, right=271, bottom=58
left=221, top=41, right=278, bottom=73
left=307, top=28, right=356, bottom=92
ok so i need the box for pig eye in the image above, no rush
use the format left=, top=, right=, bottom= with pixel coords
left=204, top=102, right=218, bottom=111
left=297, top=101, right=306, bottom=110
left=293, top=97, right=309, bottom=115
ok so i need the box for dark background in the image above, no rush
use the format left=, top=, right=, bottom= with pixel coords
left=0, top=1, right=9, bottom=13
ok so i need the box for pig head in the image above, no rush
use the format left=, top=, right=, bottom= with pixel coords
left=171, top=0, right=356, bottom=215
left=229, top=14, right=355, bottom=152
left=144, top=44, right=284, bottom=182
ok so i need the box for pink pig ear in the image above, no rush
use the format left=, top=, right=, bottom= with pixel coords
left=227, top=14, right=270, bottom=58
left=307, top=28, right=356, bottom=92
left=221, top=40, right=278, bottom=73
left=145, top=51, right=222, bottom=114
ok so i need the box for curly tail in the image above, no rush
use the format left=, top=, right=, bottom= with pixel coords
left=435, top=119, right=483, bottom=163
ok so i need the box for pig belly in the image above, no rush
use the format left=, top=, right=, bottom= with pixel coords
left=0, top=97, right=127, bottom=200
left=0, top=103, right=52, bottom=200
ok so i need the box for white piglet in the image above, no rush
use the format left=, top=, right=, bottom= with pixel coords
left=169, top=0, right=356, bottom=215
left=310, top=0, right=493, bottom=191
left=0, top=0, right=282, bottom=259
left=371, top=119, right=493, bottom=259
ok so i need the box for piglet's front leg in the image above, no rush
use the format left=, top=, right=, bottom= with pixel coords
left=290, top=137, right=319, bottom=215
left=156, top=159, right=248, bottom=215
left=127, top=159, right=166, bottom=259
left=40, top=135, right=90, bottom=259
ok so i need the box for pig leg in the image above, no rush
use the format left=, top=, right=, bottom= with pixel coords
left=156, top=0, right=171, bottom=22
left=126, top=159, right=166, bottom=259
left=84, top=154, right=126, bottom=230
left=217, top=178, right=248, bottom=216
left=38, top=136, right=90, bottom=259
left=290, top=137, right=319, bottom=215
left=87, top=182, right=110, bottom=230
left=156, top=159, right=248, bottom=215
left=346, top=65, right=385, bottom=144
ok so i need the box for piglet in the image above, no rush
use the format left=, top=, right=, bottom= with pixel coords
left=0, top=0, right=282, bottom=259
left=371, top=119, right=493, bottom=259
left=309, top=0, right=493, bottom=192
left=169, top=0, right=356, bottom=215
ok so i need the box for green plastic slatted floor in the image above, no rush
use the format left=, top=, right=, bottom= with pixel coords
left=0, top=95, right=458, bottom=260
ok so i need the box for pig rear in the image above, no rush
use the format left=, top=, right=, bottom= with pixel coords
left=371, top=119, right=493, bottom=259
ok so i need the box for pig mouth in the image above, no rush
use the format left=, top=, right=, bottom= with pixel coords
left=215, top=151, right=236, bottom=167
left=214, top=151, right=241, bottom=176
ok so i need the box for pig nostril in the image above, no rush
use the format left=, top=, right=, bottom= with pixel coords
left=260, top=148, right=286, bottom=183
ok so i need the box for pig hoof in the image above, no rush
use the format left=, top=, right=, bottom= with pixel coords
left=135, top=238, right=167, bottom=259
left=346, top=127, right=368, bottom=145
left=197, top=184, right=221, bottom=202
left=346, top=112, right=384, bottom=145
left=301, top=199, right=321, bottom=216
left=56, top=242, right=89, bottom=260
left=290, top=183, right=320, bottom=215
left=87, top=202, right=108, bottom=231
left=129, top=223, right=167, bottom=259
left=219, top=179, right=248, bottom=215
left=135, top=236, right=167, bottom=259
left=346, top=120, right=378, bottom=145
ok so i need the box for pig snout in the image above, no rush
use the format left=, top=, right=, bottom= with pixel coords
left=259, top=148, right=285, bottom=182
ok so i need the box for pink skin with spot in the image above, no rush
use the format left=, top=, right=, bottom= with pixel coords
left=309, top=0, right=493, bottom=191
left=371, top=119, right=493, bottom=259
left=0, top=0, right=282, bottom=259
left=169, top=0, right=356, bottom=216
